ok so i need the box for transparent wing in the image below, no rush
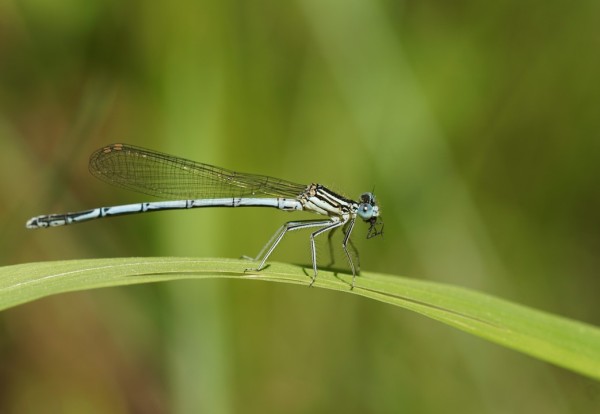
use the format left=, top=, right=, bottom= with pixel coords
left=88, top=143, right=308, bottom=200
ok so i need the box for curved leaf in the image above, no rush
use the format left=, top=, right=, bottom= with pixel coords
left=1, top=257, right=599, bottom=380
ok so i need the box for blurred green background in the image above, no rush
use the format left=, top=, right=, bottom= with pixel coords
left=1, top=0, right=599, bottom=412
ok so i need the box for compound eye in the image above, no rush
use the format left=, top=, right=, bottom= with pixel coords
left=357, top=203, right=374, bottom=220
left=360, top=192, right=375, bottom=204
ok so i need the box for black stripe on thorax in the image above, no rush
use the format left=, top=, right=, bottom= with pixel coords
left=313, top=184, right=354, bottom=209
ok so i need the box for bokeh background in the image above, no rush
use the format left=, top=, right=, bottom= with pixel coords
left=1, top=1, right=599, bottom=413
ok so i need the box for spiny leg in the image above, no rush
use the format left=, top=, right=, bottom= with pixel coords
left=245, top=219, right=335, bottom=273
left=326, top=220, right=360, bottom=272
left=346, top=232, right=360, bottom=273
left=242, top=220, right=292, bottom=262
left=243, top=220, right=314, bottom=262
left=308, top=219, right=346, bottom=286
left=340, top=217, right=358, bottom=288
left=325, top=225, right=339, bottom=268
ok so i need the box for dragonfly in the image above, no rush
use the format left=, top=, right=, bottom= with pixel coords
left=26, top=143, right=383, bottom=287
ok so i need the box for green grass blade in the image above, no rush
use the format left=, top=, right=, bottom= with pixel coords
left=1, top=257, right=599, bottom=380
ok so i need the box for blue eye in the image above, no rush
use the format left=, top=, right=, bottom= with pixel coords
left=357, top=192, right=379, bottom=220
left=357, top=203, right=374, bottom=220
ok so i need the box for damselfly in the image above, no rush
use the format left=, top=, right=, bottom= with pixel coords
left=26, top=144, right=383, bottom=287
